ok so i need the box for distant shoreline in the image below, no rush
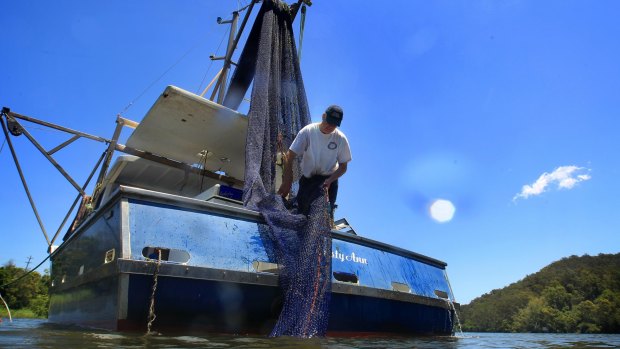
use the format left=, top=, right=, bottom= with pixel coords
left=1, top=308, right=46, bottom=320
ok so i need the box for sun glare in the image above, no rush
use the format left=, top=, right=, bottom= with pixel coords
left=429, top=199, right=456, bottom=223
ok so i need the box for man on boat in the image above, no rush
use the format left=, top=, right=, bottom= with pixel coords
left=278, top=105, right=352, bottom=220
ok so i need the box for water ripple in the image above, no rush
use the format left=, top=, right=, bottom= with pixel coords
left=1, top=319, right=619, bottom=349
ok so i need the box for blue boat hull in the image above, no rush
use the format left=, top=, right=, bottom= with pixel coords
left=49, top=186, right=457, bottom=335
left=122, top=271, right=453, bottom=335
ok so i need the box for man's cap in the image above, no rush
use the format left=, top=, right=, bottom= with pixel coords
left=325, top=105, right=344, bottom=126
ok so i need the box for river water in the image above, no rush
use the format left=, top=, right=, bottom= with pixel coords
left=1, top=319, right=619, bottom=348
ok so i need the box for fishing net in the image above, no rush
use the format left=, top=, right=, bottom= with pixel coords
left=226, top=0, right=332, bottom=338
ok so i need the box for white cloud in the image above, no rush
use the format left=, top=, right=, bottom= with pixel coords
left=513, top=166, right=591, bottom=201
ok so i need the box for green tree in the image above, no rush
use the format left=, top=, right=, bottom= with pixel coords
left=511, top=297, right=547, bottom=332
left=572, top=269, right=601, bottom=301
left=593, top=290, right=620, bottom=332
left=0, top=262, right=49, bottom=317
left=28, top=294, right=49, bottom=317
left=542, top=282, right=572, bottom=311
left=573, top=300, right=601, bottom=333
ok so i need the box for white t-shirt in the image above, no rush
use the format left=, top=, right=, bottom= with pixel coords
left=290, top=123, right=352, bottom=178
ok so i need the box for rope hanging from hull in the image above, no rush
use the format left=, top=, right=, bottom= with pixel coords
left=146, top=249, right=163, bottom=335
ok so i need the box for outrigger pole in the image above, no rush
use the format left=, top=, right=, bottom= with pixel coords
left=0, top=108, right=243, bottom=252
left=1, top=109, right=52, bottom=247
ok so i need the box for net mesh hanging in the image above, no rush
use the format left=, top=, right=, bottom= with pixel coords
left=228, top=0, right=332, bottom=338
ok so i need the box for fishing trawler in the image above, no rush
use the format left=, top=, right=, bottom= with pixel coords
left=1, top=0, right=459, bottom=335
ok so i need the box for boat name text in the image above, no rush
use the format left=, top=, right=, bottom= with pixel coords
left=332, top=251, right=368, bottom=264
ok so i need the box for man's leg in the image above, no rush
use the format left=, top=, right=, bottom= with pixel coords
left=296, top=176, right=312, bottom=216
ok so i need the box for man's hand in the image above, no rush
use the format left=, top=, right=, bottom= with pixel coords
left=322, top=178, right=333, bottom=191
left=278, top=150, right=296, bottom=198
left=278, top=180, right=292, bottom=198
left=322, top=162, right=347, bottom=193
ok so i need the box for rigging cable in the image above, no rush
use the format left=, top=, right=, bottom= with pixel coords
left=196, top=28, right=229, bottom=95
left=118, top=33, right=214, bottom=116
left=198, top=1, right=251, bottom=95
left=0, top=254, right=51, bottom=290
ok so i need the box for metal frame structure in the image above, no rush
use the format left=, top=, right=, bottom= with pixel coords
left=0, top=0, right=311, bottom=254
left=0, top=108, right=242, bottom=252
left=208, top=0, right=311, bottom=103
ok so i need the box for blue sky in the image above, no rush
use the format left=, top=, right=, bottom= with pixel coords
left=1, top=1, right=619, bottom=304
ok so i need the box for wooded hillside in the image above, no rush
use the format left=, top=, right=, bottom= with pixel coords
left=460, top=253, right=620, bottom=333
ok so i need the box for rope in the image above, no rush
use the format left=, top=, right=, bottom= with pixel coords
left=237, top=1, right=253, bottom=13
left=197, top=0, right=254, bottom=95
left=196, top=28, right=229, bottom=95
left=0, top=254, right=51, bottom=289
left=325, top=186, right=334, bottom=228
left=0, top=253, right=49, bottom=324
left=146, top=249, right=162, bottom=335
left=0, top=292, right=12, bottom=322
left=119, top=33, right=212, bottom=116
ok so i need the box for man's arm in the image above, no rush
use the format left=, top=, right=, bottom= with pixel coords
left=277, top=149, right=297, bottom=198
left=323, top=162, right=348, bottom=190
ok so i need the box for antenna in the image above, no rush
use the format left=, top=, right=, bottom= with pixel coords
left=209, top=11, right=240, bottom=103
left=208, top=1, right=259, bottom=103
